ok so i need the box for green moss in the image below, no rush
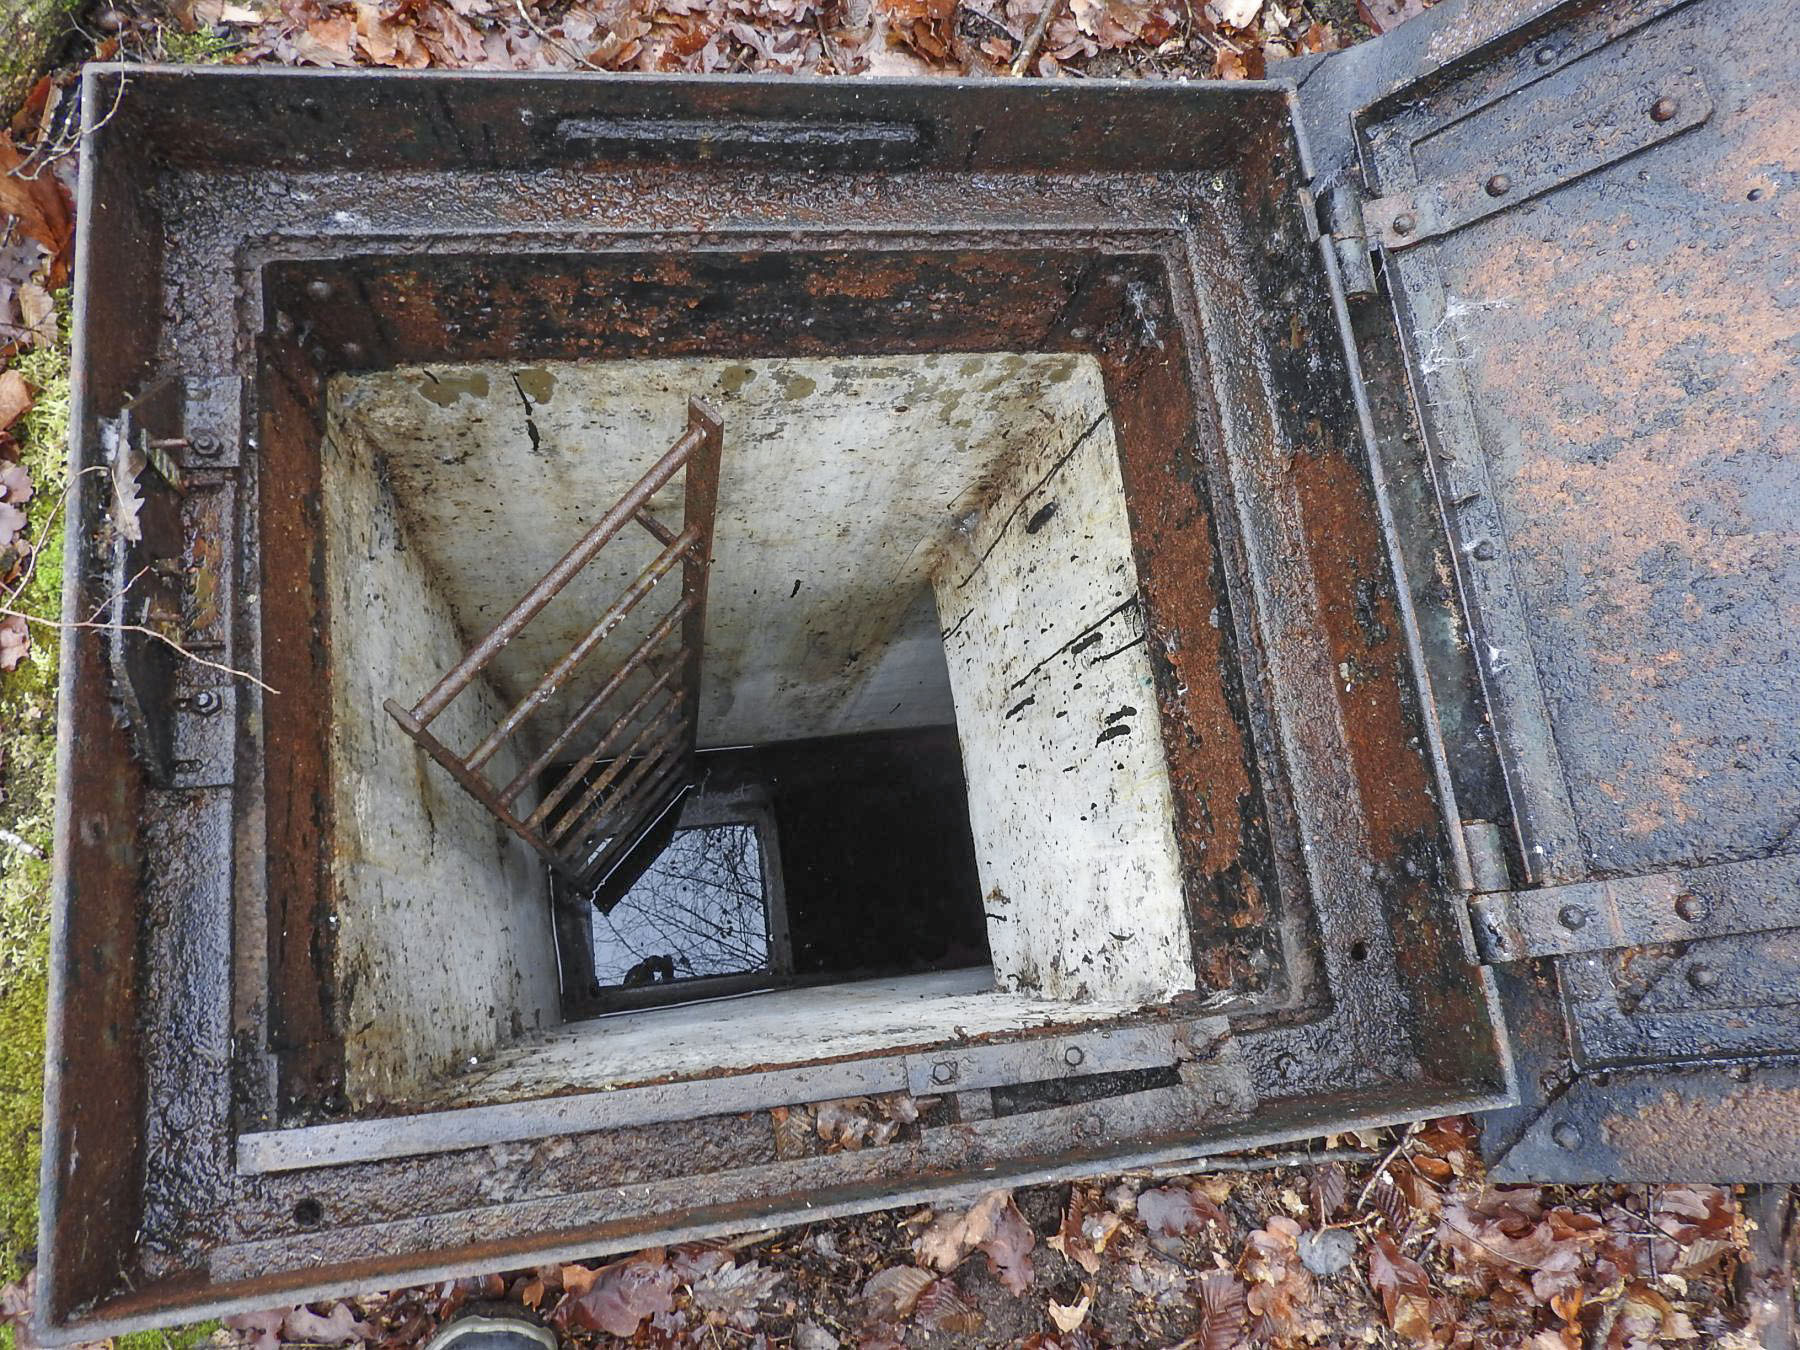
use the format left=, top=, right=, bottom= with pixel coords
left=155, top=28, right=244, bottom=63
left=0, top=302, right=71, bottom=1280
left=116, top=1319, right=225, bottom=1350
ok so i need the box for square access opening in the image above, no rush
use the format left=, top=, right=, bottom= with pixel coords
left=311, top=335, right=1248, bottom=1112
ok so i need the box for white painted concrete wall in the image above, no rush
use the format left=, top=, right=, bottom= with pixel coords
left=932, top=403, right=1196, bottom=1006
left=323, top=399, right=562, bottom=1108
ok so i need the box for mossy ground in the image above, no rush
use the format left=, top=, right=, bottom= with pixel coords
left=0, top=312, right=71, bottom=1285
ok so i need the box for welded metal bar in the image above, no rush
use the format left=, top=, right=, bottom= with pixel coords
left=497, top=597, right=694, bottom=809
left=465, top=523, right=700, bottom=772
left=634, top=507, right=676, bottom=547
left=674, top=397, right=723, bottom=764
left=573, top=757, right=691, bottom=884
left=547, top=705, right=684, bottom=845
left=547, top=720, right=680, bottom=846
left=381, top=701, right=555, bottom=862
left=403, top=421, right=705, bottom=726
left=559, top=399, right=722, bottom=876
left=529, top=667, right=679, bottom=829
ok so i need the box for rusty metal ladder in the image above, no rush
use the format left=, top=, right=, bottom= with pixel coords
left=385, top=397, right=723, bottom=893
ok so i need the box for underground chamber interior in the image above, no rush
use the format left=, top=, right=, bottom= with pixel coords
left=313, top=349, right=1210, bottom=1112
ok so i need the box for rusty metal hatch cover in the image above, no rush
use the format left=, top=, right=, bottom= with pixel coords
left=34, top=0, right=1799, bottom=1340
left=1342, top=0, right=1800, bottom=1180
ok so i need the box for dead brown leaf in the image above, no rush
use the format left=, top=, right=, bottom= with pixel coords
left=1241, top=1216, right=1320, bottom=1340
left=860, top=1264, right=934, bottom=1319
left=550, top=1251, right=677, bottom=1338
left=1357, top=0, right=1427, bottom=34
left=0, top=371, right=31, bottom=433
left=1369, top=1231, right=1435, bottom=1344
left=0, top=137, right=72, bottom=287
left=1137, top=1184, right=1231, bottom=1240
left=1193, top=1269, right=1248, bottom=1350
left=876, top=0, right=956, bottom=58
left=915, top=1277, right=982, bottom=1333
left=1309, top=1162, right=1348, bottom=1224
left=916, top=1189, right=1036, bottom=1295
left=0, top=613, right=28, bottom=671
left=1047, top=1288, right=1090, bottom=1333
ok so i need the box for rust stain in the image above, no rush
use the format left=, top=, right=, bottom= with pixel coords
left=1602, top=1084, right=1800, bottom=1161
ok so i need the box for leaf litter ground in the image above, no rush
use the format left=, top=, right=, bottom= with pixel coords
left=0, top=1, right=1794, bottom=1346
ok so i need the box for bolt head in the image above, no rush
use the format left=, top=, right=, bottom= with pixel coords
left=342, top=341, right=366, bottom=364
left=1484, top=173, right=1512, bottom=198
left=1687, top=964, right=1721, bottom=991
left=304, top=279, right=334, bottom=302
left=1551, top=1121, right=1583, bottom=1151
left=1391, top=212, right=1417, bottom=237
left=1535, top=45, right=1557, bottom=65
left=1650, top=96, right=1679, bottom=122
left=1727, top=1063, right=1751, bottom=1082
left=1211, top=1087, right=1232, bottom=1107
left=930, top=1060, right=957, bottom=1085
left=1674, top=893, right=1710, bottom=924
left=190, top=690, right=221, bottom=715
left=188, top=432, right=223, bottom=459
left=1557, top=904, right=1589, bottom=931
left=1080, top=1113, right=1105, bottom=1139
left=1063, top=1045, right=1085, bottom=1067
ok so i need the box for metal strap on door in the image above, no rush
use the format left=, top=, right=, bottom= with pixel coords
left=386, top=397, right=723, bottom=890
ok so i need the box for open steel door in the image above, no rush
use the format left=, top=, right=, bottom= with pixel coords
left=1338, top=0, right=1799, bottom=1179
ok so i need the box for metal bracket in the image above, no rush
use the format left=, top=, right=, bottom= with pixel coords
left=181, top=375, right=245, bottom=469
left=1366, top=60, right=1711, bottom=251
left=170, top=683, right=237, bottom=789
left=1320, top=181, right=1378, bottom=300
left=1470, top=852, right=1800, bottom=963
left=101, top=376, right=241, bottom=789
left=904, top=1023, right=1180, bottom=1097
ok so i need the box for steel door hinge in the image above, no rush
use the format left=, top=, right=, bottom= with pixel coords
left=1319, top=180, right=1378, bottom=300
left=1469, top=853, right=1800, bottom=965
left=1366, top=59, right=1711, bottom=252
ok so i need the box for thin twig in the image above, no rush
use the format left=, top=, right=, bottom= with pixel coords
left=512, top=0, right=605, bottom=70
left=1, top=608, right=278, bottom=694
left=7, top=72, right=128, bottom=183
left=2, top=465, right=104, bottom=617
left=5, top=463, right=276, bottom=693
left=0, top=827, right=45, bottom=859
left=1356, top=1127, right=1414, bottom=1209
left=1126, top=1147, right=1379, bottom=1180
left=1009, top=0, right=1067, bottom=75
left=84, top=562, right=149, bottom=624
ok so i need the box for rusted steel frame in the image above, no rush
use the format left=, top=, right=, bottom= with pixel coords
left=464, top=522, right=701, bottom=773
left=382, top=701, right=554, bottom=861
left=528, top=666, right=680, bottom=828
left=547, top=703, right=685, bottom=846
left=499, top=598, right=694, bottom=809
left=574, top=757, right=693, bottom=883
left=401, top=420, right=706, bottom=727
left=674, top=397, right=723, bottom=764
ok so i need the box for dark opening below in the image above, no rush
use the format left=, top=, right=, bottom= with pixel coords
left=556, top=727, right=990, bottom=1014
